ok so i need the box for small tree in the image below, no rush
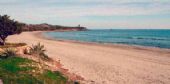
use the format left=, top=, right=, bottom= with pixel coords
left=0, top=15, right=24, bottom=45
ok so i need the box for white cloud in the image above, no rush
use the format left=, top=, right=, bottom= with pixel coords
left=0, top=0, right=170, bottom=28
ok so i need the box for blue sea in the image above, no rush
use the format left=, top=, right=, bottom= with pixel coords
left=43, top=29, right=170, bottom=49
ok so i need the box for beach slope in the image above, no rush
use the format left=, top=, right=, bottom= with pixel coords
left=8, top=32, right=170, bottom=84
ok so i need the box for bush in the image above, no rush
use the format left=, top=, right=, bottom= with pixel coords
left=0, top=48, right=17, bottom=59
left=29, top=43, right=50, bottom=61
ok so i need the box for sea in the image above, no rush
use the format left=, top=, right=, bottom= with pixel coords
left=43, top=29, right=170, bottom=49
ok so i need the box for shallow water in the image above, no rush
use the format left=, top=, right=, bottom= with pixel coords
left=43, top=29, right=170, bottom=49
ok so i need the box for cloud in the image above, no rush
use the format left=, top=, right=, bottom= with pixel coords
left=0, top=0, right=170, bottom=28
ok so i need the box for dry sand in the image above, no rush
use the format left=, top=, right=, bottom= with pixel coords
left=8, top=32, right=170, bottom=84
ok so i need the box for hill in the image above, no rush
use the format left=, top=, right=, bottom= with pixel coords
left=22, top=23, right=87, bottom=31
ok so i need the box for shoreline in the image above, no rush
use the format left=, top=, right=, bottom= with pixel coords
left=8, top=31, right=170, bottom=84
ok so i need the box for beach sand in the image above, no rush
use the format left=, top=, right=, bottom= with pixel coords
left=8, top=31, right=170, bottom=84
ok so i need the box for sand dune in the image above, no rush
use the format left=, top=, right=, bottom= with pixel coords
left=8, top=32, right=170, bottom=84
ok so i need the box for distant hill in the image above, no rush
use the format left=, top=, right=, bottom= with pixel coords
left=22, top=23, right=87, bottom=31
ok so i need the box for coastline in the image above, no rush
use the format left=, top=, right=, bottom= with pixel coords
left=8, top=31, right=170, bottom=84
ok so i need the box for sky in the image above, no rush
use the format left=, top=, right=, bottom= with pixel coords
left=0, top=0, right=170, bottom=29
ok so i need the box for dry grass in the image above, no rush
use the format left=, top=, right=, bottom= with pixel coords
left=0, top=43, right=27, bottom=49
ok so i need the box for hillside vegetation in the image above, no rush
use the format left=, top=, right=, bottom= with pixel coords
left=22, top=23, right=87, bottom=31
left=0, top=57, right=67, bottom=84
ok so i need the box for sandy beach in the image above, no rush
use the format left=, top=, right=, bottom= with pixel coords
left=8, top=31, right=170, bottom=84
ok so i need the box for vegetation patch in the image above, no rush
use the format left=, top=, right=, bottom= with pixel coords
left=0, top=57, right=68, bottom=84
left=28, top=43, right=50, bottom=61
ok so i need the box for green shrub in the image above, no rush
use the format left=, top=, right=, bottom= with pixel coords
left=38, top=70, right=67, bottom=84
